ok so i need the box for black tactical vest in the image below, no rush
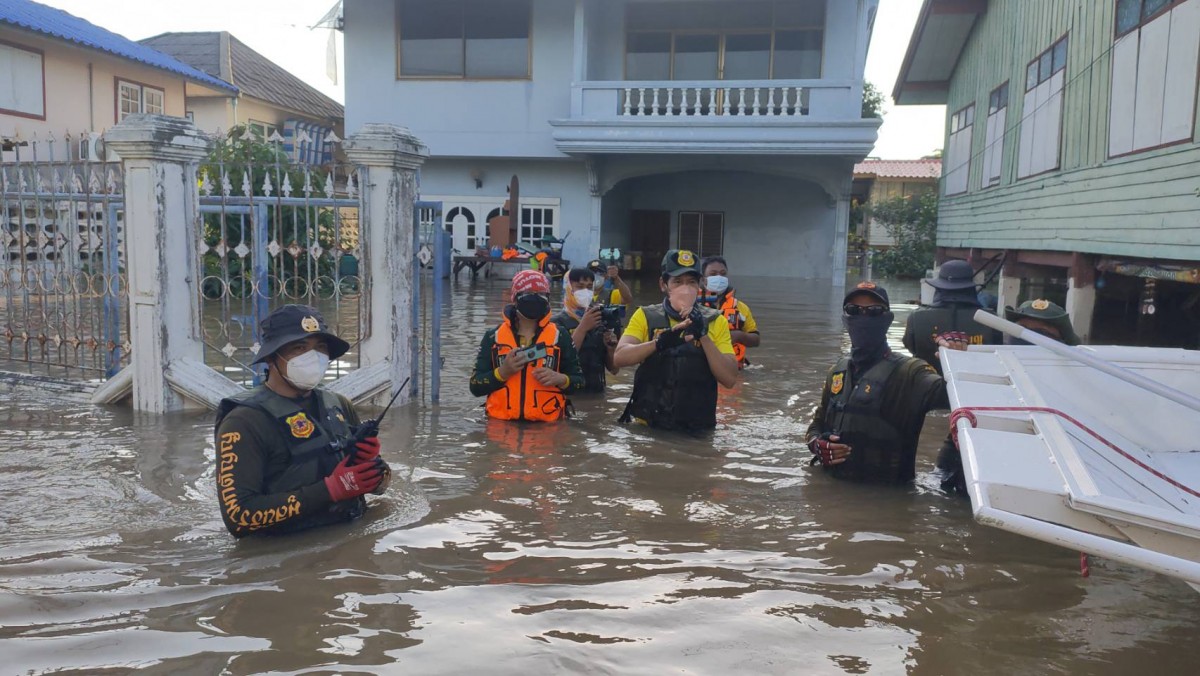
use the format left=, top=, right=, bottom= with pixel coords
left=216, top=386, right=363, bottom=532
left=906, top=304, right=1000, bottom=372
left=821, top=354, right=909, bottom=483
left=552, top=310, right=607, bottom=393
left=620, top=304, right=721, bottom=433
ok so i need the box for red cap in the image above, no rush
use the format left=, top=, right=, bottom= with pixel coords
left=510, top=270, right=550, bottom=301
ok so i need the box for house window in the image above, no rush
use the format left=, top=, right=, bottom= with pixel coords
left=982, top=82, right=1008, bottom=188
left=1017, top=36, right=1067, bottom=179
left=248, top=120, right=279, bottom=140
left=397, top=0, right=532, bottom=79
left=520, top=206, right=557, bottom=245
left=944, top=104, right=974, bottom=196
left=624, top=1, right=825, bottom=81
left=0, top=42, right=45, bottom=119
left=677, top=212, right=724, bottom=257
left=1110, top=0, right=1199, bottom=157
left=447, top=206, right=478, bottom=251
left=117, top=79, right=166, bottom=121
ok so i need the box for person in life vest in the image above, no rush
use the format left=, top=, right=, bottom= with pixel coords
left=902, top=259, right=1002, bottom=375
left=699, top=256, right=760, bottom=368
left=470, top=269, right=585, bottom=421
left=806, top=282, right=964, bottom=483
left=551, top=267, right=620, bottom=393
left=614, top=249, right=739, bottom=434
left=214, top=305, right=391, bottom=538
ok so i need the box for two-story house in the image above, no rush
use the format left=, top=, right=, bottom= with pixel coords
left=1, top=0, right=236, bottom=150
left=895, top=0, right=1200, bottom=346
left=140, top=32, right=345, bottom=164
left=343, top=0, right=880, bottom=278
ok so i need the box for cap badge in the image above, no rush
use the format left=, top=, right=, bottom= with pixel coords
left=286, top=412, right=315, bottom=439
left=858, top=281, right=877, bottom=290
left=1031, top=299, right=1050, bottom=311
left=301, top=316, right=320, bottom=333
left=677, top=250, right=695, bottom=266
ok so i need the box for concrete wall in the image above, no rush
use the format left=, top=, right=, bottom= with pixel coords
left=616, top=170, right=835, bottom=278
left=344, top=0, right=576, bottom=158
left=1, top=27, right=189, bottom=139
left=184, top=97, right=232, bottom=135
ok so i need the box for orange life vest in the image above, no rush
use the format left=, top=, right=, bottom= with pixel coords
left=486, top=318, right=567, bottom=422
left=719, top=294, right=748, bottom=366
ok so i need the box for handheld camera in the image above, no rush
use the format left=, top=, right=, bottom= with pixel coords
left=593, top=303, right=626, bottom=335
left=519, top=343, right=548, bottom=362
left=598, top=248, right=622, bottom=269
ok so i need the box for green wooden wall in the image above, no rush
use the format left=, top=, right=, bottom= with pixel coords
left=937, top=0, right=1200, bottom=261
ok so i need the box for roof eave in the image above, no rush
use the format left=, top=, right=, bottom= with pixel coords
left=892, top=0, right=988, bottom=106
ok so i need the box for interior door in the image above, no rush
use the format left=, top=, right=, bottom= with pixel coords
left=631, top=209, right=671, bottom=275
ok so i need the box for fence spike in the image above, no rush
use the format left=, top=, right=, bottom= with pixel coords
left=262, top=171, right=274, bottom=197
left=239, top=126, right=255, bottom=141
left=303, top=169, right=314, bottom=196
left=325, top=130, right=341, bottom=144
left=281, top=172, right=293, bottom=198
left=106, top=168, right=118, bottom=194
left=52, top=167, right=63, bottom=192
left=323, top=172, right=335, bottom=198
left=241, top=172, right=252, bottom=197
left=71, top=169, right=83, bottom=193
left=268, top=130, right=285, bottom=144
left=347, top=171, right=358, bottom=199
left=200, top=169, right=213, bottom=196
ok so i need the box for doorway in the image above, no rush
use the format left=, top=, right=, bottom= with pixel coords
left=631, top=209, right=671, bottom=276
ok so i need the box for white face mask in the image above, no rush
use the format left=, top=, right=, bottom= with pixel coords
left=705, top=275, right=729, bottom=295
left=283, top=349, right=330, bottom=391
left=572, top=289, right=594, bottom=308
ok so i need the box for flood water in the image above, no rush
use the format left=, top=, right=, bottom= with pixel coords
left=2, top=275, right=1199, bottom=675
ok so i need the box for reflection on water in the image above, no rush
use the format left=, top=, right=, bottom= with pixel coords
left=2, top=274, right=1198, bottom=674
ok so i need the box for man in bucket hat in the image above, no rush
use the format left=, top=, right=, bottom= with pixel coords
left=214, top=304, right=390, bottom=538
left=902, top=259, right=1002, bottom=375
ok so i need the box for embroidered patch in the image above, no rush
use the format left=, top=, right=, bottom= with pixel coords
left=1031, top=299, right=1050, bottom=311
left=335, top=412, right=346, bottom=423
left=831, top=372, right=845, bottom=395
left=287, top=412, right=315, bottom=439
left=857, top=281, right=877, bottom=290
left=301, top=316, right=320, bottom=332
left=677, top=250, right=695, bottom=266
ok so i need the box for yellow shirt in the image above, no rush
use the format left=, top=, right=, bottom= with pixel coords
left=593, top=288, right=624, bottom=306
left=732, top=300, right=758, bottom=334
left=625, top=307, right=736, bottom=355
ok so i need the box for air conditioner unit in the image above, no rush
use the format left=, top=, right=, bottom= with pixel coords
left=78, top=133, right=120, bottom=162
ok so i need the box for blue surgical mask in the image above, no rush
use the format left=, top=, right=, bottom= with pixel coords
left=705, top=275, right=729, bottom=295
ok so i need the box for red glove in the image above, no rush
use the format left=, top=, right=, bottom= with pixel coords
left=353, top=436, right=381, bottom=464
left=324, top=455, right=383, bottom=502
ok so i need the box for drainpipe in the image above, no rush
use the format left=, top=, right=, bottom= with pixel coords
left=87, top=62, right=94, bottom=130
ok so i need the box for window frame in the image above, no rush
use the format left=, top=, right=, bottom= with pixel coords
left=982, top=81, right=1009, bottom=189
left=248, top=119, right=279, bottom=140
left=1025, top=36, right=1068, bottom=94
left=676, top=210, right=725, bottom=257
left=1115, top=0, right=1190, bottom=38
left=114, top=78, right=166, bottom=123
left=1018, top=34, right=1069, bottom=181
left=0, top=39, right=47, bottom=120
left=394, top=0, right=534, bottom=81
left=944, top=103, right=975, bottom=196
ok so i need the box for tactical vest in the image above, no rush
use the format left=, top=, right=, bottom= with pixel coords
left=215, top=386, right=363, bottom=532
left=821, top=354, right=909, bottom=483
left=906, top=304, right=999, bottom=371
left=620, top=303, right=721, bottom=433
left=553, top=310, right=607, bottom=393
left=487, top=318, right=567, bottom=421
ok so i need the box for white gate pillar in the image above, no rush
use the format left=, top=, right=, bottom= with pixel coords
left=104, top=115, right=209, bottom=413
left=343, top=124, right=429, bottom=404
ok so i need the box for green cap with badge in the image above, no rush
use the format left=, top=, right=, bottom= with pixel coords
left=661, top=249, right=701, bottom=277
left=1005, top=299, right=1080, bottom=346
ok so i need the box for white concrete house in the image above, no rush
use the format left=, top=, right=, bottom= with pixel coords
left=344, top=0, right=880, bottom=278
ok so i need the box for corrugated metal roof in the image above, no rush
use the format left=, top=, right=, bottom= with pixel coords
left=854, top=159, right=942, bottom=180
left=141, top=31, right=343, bottom=122
left=0, top=0, right=237, bottom=93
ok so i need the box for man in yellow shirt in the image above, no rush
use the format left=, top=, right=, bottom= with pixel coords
left=700, top=256, right=760, bottom=368
left=615, top=249, right=738, bottom=433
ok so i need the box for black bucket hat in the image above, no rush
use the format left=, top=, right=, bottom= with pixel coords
left=252, top=304, right=350, bottom=365
left=926, top=259, right=978, bottom=290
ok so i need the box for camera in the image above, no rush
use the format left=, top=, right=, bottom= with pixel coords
left=598, top=248, right=622, bottom=269
left=594, top=303, right=626, bottom=334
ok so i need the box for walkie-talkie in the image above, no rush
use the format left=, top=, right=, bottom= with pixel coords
left=333, top=377, right=411, bottom=459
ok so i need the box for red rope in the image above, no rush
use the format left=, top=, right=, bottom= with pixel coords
left=950, top=406, right=1200, bottom=499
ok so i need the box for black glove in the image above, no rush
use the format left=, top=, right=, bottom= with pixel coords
left=808, top=434, right=836, bottom=467
left=655, top=327, right=687, bottom=352
left=685, top=307, right=707, bottom=342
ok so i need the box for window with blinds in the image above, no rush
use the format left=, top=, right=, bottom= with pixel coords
left=678, top=212, right=725, bottom=258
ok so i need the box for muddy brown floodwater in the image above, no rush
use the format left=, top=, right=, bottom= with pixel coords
left=2, top=276, right=1199, bottom=675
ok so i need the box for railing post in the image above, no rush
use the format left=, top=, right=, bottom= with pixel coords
left=343, top=124, right=429, bottom=405
left=103, top=114, right=209, bottom=413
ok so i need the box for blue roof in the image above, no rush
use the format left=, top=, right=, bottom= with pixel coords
left=0, top=0, right=238, bottom=94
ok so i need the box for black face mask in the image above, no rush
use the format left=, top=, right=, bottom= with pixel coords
left=515, top=294, right=550, bottom=322
left=844, top=311, right=894, bottom=367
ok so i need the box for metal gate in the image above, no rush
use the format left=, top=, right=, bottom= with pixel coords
left=198, top=148, right=363, bottom=387
left=0, top=135, right=129, bottom=378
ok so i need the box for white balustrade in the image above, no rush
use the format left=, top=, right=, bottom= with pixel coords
left=589, top=82, right=819, bottom=118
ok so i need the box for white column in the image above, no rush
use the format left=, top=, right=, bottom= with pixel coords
left=343, top=124, right=429, bottom=405
left=1066, top=277, right=1096, bottom=344
left=996, top=266, right=1021, bottom=313
left=830, top=183, right=852, bottom=284
left=104, top=115, right=209, bottom=413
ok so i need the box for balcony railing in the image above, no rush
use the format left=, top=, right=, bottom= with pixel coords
left=571, top=80, right=859, bottom=121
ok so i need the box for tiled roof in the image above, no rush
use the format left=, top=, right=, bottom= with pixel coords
left=853, top=159, right=942, bottom=180
left=141, top=31, right=344, bottom=122
left=0, top=0, right=237, bottom=93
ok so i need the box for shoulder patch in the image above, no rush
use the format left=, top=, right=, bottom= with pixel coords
left=831, top=371, right=845, bottom=395
left=286, top=412, right=316, bottom=439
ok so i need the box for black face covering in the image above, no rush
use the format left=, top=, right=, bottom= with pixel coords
left=932, top=287, right=980, bottom=308
left=515, top=294, right=550, bottom=322
left=844, top=312, right=895, bottom=368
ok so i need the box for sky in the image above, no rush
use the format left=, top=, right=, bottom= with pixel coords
left=34, top=0, right=945, bottom=160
